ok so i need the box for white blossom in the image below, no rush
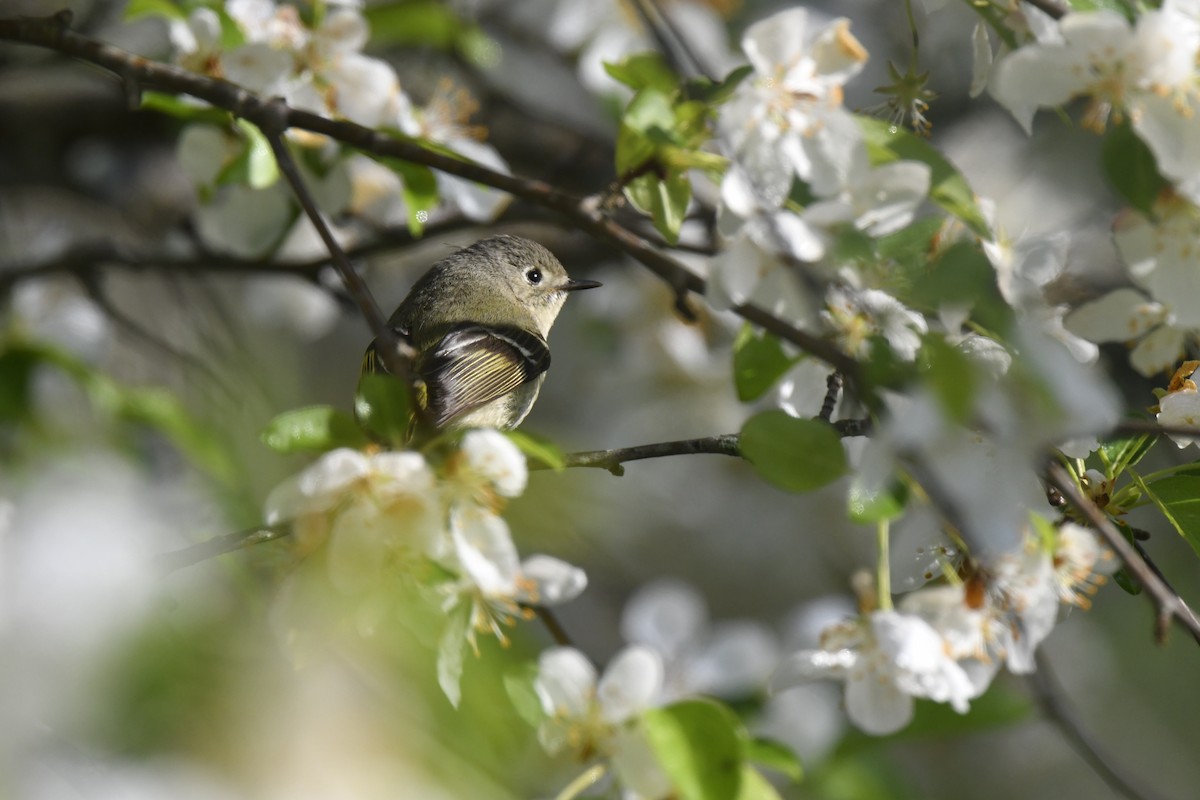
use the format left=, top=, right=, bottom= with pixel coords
left=719, top=9, right=868, bottom=202
left=1066, top=287, right=1183, bottom=377
left=772, top=610, right=975, bottom=735
left=1158, top=386, right=1200, bottom=447
left=534, top=645, right=669, bottom=796
left=823, top=286, right=928, bottom=362
left=457, top=429, right=528, bottom=498
left=621, top=579, right=779, bottom=701
left=992, top=6, right=1200, bottom=203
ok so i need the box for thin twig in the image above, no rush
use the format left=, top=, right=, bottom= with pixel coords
left=153, top=523, right=291, bottom=573
left=1045, top=463, right=1200, bottom=646
left=0, top=11, right=861, bottom=383
left=539, top=421, right=871, bottom=475
left=555, top=434, right=742, bottom=475
left=629, top=0, right=716, bottom=82
left=1029, top=650, right=1166, bottom=800
left=820, top=371, right=843, bottom=423
left=259, top=120, right=418, bottom=385
left=531, top=606, right=574, bottom=648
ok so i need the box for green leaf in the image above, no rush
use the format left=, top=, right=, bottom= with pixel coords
left=876, top=216, right=944, bottom=263
left=732, top=326, right=796, bottom=402
left=437, top=603, right=471, bottom=708
left=902, top=241, right=1009, bottom=332
left=1111, top=520, right=1143, bottom=595
left=366, top=0, right=465, bottom=49
left=604, top=52, right=678, bottom=92
left=1137, top=473, right=1200, bottom=557
left=0, top=340, right=237, bottom=483
left=739, top=411, right=848, bottom=493
left=858, top=117, right=990, bottom=238
left=116, top=387, right=238, bottom=484
left=123, top=0, right=185, bottom=21
left=213, top=6, right=246, bottom=50
left=624, top=172, right=691, bottom=244
left=0, top=346, right=41, bottom=422
left=379, top=158, right=439, bottom=235
left=1068, top=0, right=1137, bottom=19
left=735, top=765, right=784, bottom=800
left=504, top=430, right=565, bottom=471
left=235, top=119, right=279, bottom=189
left=354, top=373, right=414, bottom=446
left=623, top=87, right=676, bottom=134
left=687, top=64, right=754, bottom=105
left=260, top=405, right=368, bottom=454
left=1102, top=121, right=1167, bottom=214
left=502, top=663, right=546, bottom=728
left=918, top=335, right=976, bottom=423
left=744, top=738, right=803, bottom=782
left=139, top=92, right=230, bottom=125
left=848, top=479, right=909, bottom=523
left=641, top=699, right=746, bottom=800
left=1096, top=431, right=1155, bottom=478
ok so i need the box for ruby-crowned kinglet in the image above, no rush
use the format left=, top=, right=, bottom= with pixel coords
left=361, top=235, right=601, bottom=432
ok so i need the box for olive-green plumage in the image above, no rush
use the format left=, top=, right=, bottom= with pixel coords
left=362, top=235, right=600, bottom=432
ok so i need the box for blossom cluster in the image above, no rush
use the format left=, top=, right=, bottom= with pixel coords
left=981, top=1, right=1200, bottom=377
left=143, top=0, right=1198, bottom=791
left=165, top=0, right=509, bottom=258
left=776, top=520, right=1114, bottom=734
left=707, top=8, right=933, bottom=361
left=264, top=430, right=585, bottom=706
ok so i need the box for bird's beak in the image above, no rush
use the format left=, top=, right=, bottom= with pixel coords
left=563, top=278, right=602, bottom=291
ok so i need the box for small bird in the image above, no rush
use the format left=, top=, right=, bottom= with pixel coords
left=361, top=235, right=601, bottom=432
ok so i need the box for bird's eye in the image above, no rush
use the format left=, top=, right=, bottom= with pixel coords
left=526, top=268, right=542, bottom=285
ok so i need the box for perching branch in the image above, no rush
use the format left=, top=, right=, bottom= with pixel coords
left=0, top=10, right=862, bottom=384
left=558, top=434, right=742, bottom=475
left=1045, top=463, right=1200, bottom=646
left=541, top=419, right=872, bottom=475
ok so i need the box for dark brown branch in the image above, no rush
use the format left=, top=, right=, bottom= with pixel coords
left=1029, top=651, right=1165, bottom=800
left=820, top=371, right=843, bottom=423
left=1045, top=463, right=1200, bottom=646
left=529, top=606, right=574, bottom=647
left=629, top=0, right=716, bottom=82
left=541, top=420, right=870, bottom=475
left=0, top=11, right=861, bottom=383
left=555, top=434, right=742, bottom=475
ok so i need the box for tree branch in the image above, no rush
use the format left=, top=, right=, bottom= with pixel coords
left=1045, top=463, right=1200, bottom=646
left=0, top=10, right=861, bottom=383
left=555, top=434, right=742, bottom=475
left=539, top=420, right=871, bottom=475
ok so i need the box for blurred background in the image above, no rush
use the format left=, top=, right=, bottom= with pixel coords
left=2, top=0, right=1199, bottom=798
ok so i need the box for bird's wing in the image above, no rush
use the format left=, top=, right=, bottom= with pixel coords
left=418, top=323, right=551, bottom=429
